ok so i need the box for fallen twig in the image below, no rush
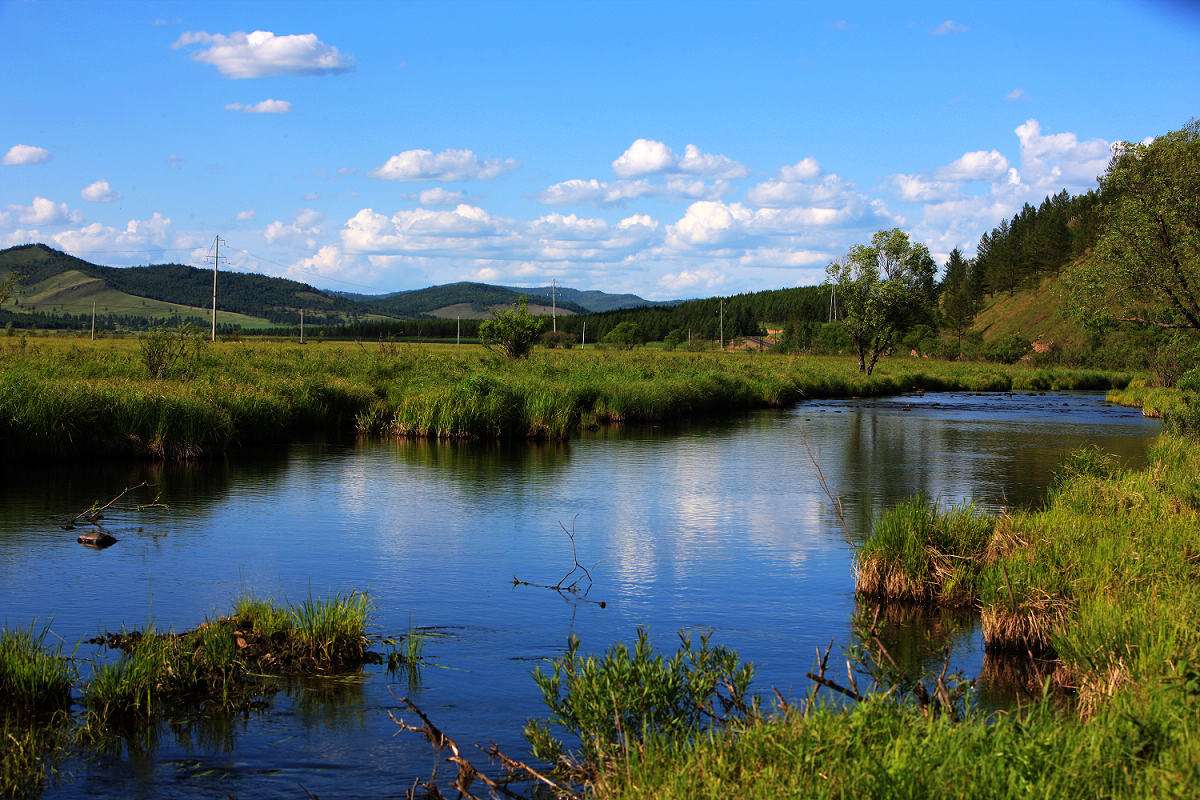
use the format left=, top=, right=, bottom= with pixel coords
left=513, top=517, right=606, bottom=608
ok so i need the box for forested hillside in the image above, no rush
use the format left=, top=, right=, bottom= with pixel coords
left=340, top=282, right=587, bottom=317
left=555, top=285, right=832, bottom=342
left=0, top=244, right=360, bottom=324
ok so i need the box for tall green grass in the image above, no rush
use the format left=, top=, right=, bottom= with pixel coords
left=0, top=339, right=1130, bottom=460
left=83, top=593, right=371, bottom=724
left=0, top=625, right=71, bottom=713
left=855, top=496, right=993, bottom=605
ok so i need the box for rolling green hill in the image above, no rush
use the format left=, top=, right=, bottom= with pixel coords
left=498, top=284, right=668, bottom=312
left=0, top=244, right=360, bottom=326
left=339, top=281, right=588, bottom=317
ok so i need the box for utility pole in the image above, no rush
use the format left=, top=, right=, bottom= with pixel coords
left=90, top=300, right=96, bottom=341
left=300, top=309, right=305, bottom=344
left=456, top=316, right=461, bottom=345
left=581, top=321, right=586, bottom=348
left=551, top=278, right=557, bottom=333
left=719, top=297, right=725, bottom=350
left=206, top=235, right=225, bottom=343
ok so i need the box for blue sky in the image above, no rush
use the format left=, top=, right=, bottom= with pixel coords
left=1, top=1, right=1196, bottom=298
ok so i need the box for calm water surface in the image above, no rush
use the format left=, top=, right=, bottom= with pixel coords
left=0, top=392, right=1159, bottom=798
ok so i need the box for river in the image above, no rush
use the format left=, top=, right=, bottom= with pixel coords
left=0, top=391, right=1159, bottom=799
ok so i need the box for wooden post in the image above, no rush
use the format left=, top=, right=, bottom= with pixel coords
left=300, top=308, right=305, bottom=344
left=90, top=300, right=96, bottom=341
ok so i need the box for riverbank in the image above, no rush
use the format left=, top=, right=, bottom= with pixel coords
left=0, top=338, right=1129, bottom=460
left=589, top=400, right=1200, bottom=797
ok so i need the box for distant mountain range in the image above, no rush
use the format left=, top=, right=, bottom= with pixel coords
left=0, top=244, right=669, bottom=327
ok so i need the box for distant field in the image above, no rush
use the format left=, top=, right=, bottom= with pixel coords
left=6, top=268, right=275, bottom=328
left=0, top=338, right=1130, bottom=461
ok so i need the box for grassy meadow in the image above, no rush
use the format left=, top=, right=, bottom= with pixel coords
left=0, top=335, right=1129, bottom=460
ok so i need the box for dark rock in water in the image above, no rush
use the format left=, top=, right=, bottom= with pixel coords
left=78, top=530, right=117, bottom=549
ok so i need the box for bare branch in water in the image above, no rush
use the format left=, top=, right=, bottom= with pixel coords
left=60, top=481, right=167, bottom=549
left=391, top=695, right=580, bottom=799
left=800, top=428, right=847, bottom=534
left=513, top=516, right=606, bottom=608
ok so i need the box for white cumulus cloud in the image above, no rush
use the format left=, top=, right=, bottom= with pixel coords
left=3, top=144, right=50, bottom=166
left=418, top=188, right=465, bottom=206
left=8, top=197, right=79, bottom=226
left=174, top=30, right=352, bottom=78
left=612, top=138, right=746, bottom=179
left=81, top=180, right=119, bottom=203
left=372, top=148, right=517, bottom=182
left=937, top=149, right=1009, bottom=181
left=236, top=209, right=256, bottom=220
left=225, top=98, right=292, bottom=113
left=264, top=208, right=322, bottom=245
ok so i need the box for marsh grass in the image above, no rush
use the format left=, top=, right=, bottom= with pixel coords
left=0, top=339, right=1129, bottom=460
left=0, top=625, right=72, bottom=714
left=0, top=712, right=71, bottom=800
left=83, top=593, right=371, bottom=725
left=855, top=496, right=994, bottom=605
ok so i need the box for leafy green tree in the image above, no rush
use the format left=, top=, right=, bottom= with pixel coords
left=826, top=229, right=937, bottom=374
left=0, top=272, right=21, bottom=307
left=662, top=328, right=686, bottom=350
left=1066, top=120, right=1200, bottom=331
left=602, top=321, right=642, bottom=349
left=939, top=248, right=979, bottom=341
left=479, top=298, right=545, bottom=358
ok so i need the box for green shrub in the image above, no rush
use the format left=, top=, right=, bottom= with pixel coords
left=1177, top=367, right=1200, bottom=393
left=525, top=629, right=755, bottom=766
left=479, top=299, right=545, bottom=359
left=981, top=334, right=1030, bottom=364
left=602, top=321, right=643, bottom=349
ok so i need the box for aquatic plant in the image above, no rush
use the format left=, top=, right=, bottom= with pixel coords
left=0, top=625, right=71, bottom=713
left=84, top=593, right=372, bottom=724
left=525, top=629, right=756, bottom=769
left=854, top=496, right=994, bottom=605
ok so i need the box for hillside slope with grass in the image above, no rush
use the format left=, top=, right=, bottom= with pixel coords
left=0, top=244, right=357, bottom=325
left=970, top=273, right=1087, bottom=347
left=342, top=281, right=588, bottom=318
left=7, top=265, right=274, bottom=328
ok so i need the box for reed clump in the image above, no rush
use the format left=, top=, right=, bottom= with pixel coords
left=0, top=626, right=72, bottom=714
left=83, top=593, right=371, bottom=724
left=855, top=496, right=994, bottom=606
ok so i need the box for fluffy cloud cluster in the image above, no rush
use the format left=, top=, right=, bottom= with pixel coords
left=417, top=188, right=465, bottom=206
left=225, top=98, right=292, bottom=114
left=612, top=139, right=747, bottom=180
left=5, top=197, right=80, bottom=226
left=264, top=209, right=322, bottom=246
left=3, top=212, right=174, bottom=261
left=3, top=144, right=50, bottom=166
left=895, top=119, right=1116, bottom=260
left=540, top=138, right=745, bottom=207
left=175, top=30, right=351, bottom=78
left=372, top=148, right=518, bottom=182
left=81, top=180, right=119, bottom=203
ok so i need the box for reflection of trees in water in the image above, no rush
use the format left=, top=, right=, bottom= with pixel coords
left=0, top=449, right=295, bottom=548
left=828, top=403, right=1156, bottom=538
left=851, top=600, right=976, bottom=693
left=367, top=436, right=573, bottom=492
